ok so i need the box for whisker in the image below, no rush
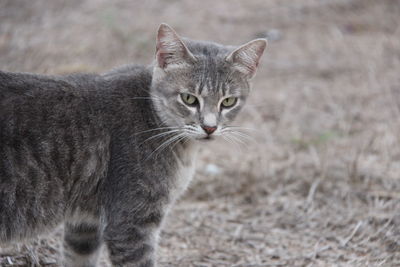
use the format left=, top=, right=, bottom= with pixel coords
left=226, top=132, right=248, bottom=147
left=222, top=134, right=242, bottom=153
left=228, top=130, right=256, bottom=144
left=168, top=134, right=189, bottom=153
left=151, top=133, right=186, bottom=159
left=184, top=125, right=198, bottom=131
left=221, top=126, right=257, bottom=143
left=145, top=132, right=186, bottom=161
left=181, top=125, right=202, bottom=136
left=224, top=126, right=261, bottom=134
left=143, top=129, right=182, bottom=143
left=181, top=135, right=192, bottom=146
left=135, top=126, right=181, bottom=135
left=183, top=129, right=199, bottom=135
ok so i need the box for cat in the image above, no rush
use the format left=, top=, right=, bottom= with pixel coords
left=0, top=23, right=266, bottom=267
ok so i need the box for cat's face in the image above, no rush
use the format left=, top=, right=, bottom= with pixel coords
left=151, top=24, right=266, bottom=141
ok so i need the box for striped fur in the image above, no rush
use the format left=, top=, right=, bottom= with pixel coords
left=0, top=24, right=266, bottom=266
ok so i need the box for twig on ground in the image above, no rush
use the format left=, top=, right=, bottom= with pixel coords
left=340, top=221, right=363, bottom=247
left=305, top=178, right=321, bottom=210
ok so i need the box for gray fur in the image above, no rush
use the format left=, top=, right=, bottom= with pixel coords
left=0, top=24, right=266, bottom=266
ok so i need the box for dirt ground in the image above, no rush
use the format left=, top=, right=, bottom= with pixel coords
left=1, top=0, right=400, bottom=266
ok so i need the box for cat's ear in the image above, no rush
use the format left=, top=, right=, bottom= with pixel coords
left=155, top=23, right=196, bottom=70
left=226, top=39, right=267, bottom=79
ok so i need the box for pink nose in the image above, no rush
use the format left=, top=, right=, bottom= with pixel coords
left=202, top=126, right=217, bottom=135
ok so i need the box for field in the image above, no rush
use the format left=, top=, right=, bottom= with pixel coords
left=1, top=0, right=400, bottom=266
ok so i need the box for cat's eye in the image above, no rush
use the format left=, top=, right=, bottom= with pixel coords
left=221, top=97, right=237, bottom=108
left=180, top=93, right=198, bottom=106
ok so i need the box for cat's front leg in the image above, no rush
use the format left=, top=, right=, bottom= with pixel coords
left=104, top=204, right=164, bottom=267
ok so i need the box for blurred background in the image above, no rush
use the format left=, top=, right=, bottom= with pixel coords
left=1, top=0, right=400, bottom=266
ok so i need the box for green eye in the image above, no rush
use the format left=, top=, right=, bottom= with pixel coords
left=221, top=97, right=237, bottom=108
left=180, top=93, right=198, bottom=106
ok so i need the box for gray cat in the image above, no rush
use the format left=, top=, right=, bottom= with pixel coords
left=0, top=24, right=266, bottom=266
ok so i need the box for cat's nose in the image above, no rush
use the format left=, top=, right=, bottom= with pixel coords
left=202, top=125, right=217, bottom=135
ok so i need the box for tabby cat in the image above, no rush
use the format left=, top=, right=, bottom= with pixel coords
left=0, top=24, right=266, bottom=266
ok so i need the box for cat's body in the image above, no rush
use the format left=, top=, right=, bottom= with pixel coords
left=0, top=24, right=266, bottom=266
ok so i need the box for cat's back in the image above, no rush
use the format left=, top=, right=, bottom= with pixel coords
left=0, top=70, right=105, bottom=126
left=0, top=70, right=97, bottom=104
left=0, top=70, right=110, bottom=242
left=0, top=69, right=108, bottom=171
left=0, top=70, right=105, bottom=150
left=1, top=70, right=68, bottom=99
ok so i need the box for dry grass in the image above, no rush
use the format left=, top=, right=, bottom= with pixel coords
left=1, top=0, right=400, bottom=266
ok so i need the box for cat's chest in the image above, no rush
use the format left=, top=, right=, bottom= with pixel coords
left=170, top=145, right=198, bottom=200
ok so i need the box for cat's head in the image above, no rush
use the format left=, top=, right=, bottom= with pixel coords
left=151, top=23, right=266, bottom=141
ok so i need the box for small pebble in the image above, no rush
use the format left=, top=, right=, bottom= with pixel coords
left=205, top=164, right=221, bottom=175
